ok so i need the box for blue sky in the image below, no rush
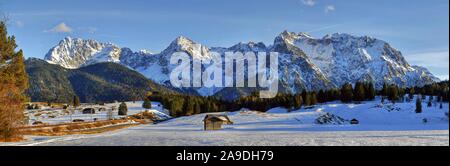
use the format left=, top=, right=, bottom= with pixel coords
left=1, top=0, right=448, bottom=79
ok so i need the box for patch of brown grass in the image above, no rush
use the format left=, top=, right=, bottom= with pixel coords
left=20, top=119, right=140, bottom=136
left=0, top=137, right=25, bottom=142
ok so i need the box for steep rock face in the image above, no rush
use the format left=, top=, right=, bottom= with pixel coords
left=44, top=31, right=440, bottom=100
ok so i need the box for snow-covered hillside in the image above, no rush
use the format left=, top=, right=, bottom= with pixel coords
left=6, top=97, right=448, bottom=146
left=43, top=32, right=440, bottom=98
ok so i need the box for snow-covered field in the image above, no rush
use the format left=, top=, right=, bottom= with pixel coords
left=25, top=101, right=170, bottom=125
left=3, top=98, right=448, bottom=146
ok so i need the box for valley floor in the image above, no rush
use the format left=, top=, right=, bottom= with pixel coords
left=3, top=126, right=449, bottom=146
left=3, top=99, right=449, bottom=146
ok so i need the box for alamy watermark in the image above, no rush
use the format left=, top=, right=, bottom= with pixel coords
left=169, top=44, right=279, bottom=98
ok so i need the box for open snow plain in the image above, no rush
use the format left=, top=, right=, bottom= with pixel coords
left=2, top=99, right=449, bottom=146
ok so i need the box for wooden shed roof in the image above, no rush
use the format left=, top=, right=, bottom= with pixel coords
left=203, top=115, right=233, bottom=123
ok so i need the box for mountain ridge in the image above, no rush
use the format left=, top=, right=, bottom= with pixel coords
left=42, top=31, right=440, bottom=100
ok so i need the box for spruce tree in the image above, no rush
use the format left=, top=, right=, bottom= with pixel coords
left=340, top=83, right=353, bottom=103
left=367, top=82, right=376, bottom=100
left=354, top=82, right=366, bottom=101
left=0, top=21, right=29, bottom=140
left=388, top=85, right=399, bottom=102
left=318, top=90, right=325, bottom=103
left=408, top=88, right=415, bottom=101
left=415, top=97, right=422, bottom=113
left=381, top=83, right=388, bottom=97
left=427, top=96, right=432, bottom=107
left=293, top=94, right=303, bottom=109
left=304, top=93, right=311, bottom=106
left=73, top=95, right=80, bottom=108
left=311, top=92, right=318, bottom=106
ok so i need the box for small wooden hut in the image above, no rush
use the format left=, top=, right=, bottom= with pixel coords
left=203, top=115, right=233, bottom=130
left=350, top=119, right=359, bottom=125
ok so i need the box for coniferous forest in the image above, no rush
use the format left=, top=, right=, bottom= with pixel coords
left=149, top=81, right=449, bottom=118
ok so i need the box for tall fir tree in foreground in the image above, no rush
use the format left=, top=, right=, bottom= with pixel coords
left=0, top=21, right=29, bottom=140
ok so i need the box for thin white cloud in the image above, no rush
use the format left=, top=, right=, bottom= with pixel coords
left=407, top=51, right=449, bottom=69
left=406, top=50, right=449, bottom=80
left=306, top=24, right=342, bottom=33
left=325, top=5, right=336, bottom=13
left=15, top=20, right=24, bottom=28
left=301, top=0, right=316, bottom=6
left=45, top=22, right=72, bottom=33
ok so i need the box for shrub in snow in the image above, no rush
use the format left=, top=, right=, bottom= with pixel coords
left=143, top=98, right=152, bottom=110
left=422, top=118, right=428, bottom=124
left=118, top=102, right=128, bottom=115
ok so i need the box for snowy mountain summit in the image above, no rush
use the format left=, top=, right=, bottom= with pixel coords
left=44, top=37, right=122, bottom=68
left=44, top=32, right=440, bottom=97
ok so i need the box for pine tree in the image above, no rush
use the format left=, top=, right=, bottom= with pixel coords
left=408, top=88, right=415, bottom=101
left=304, top=93, right=311, bottom=106
left=142, top=98, right=152, bottom=110
left=73, top=95, right=80, bottom=108
left=415, top=97, right=422, bottom=113
left=318, top=90, right=325, bottom=103
left=118, top=102, right=128, bottom=115
left=354, top=82, right=366, bottom=101
left=310, top=92, right=318, bottom=105
left=440, top=102, right=443, bottom=109
left=367, top=82, right=376, bottom=101
left=381, top=83, right=388, bottom=97
left=427, top=96, right=432, bottom=107
left=293, top=94, right=303, bottom=110
left=388, top=85, right=399, bottom=102
left=0, top=21, right=29, bottom=140
left=340, top=83, right=353, bottom=103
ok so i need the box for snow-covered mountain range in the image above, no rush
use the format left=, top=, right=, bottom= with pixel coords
left=44, top=31, right=440, bottom=98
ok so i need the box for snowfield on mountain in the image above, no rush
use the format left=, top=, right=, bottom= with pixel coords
left=4, top=97, right=448, bottom=146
